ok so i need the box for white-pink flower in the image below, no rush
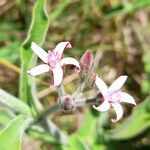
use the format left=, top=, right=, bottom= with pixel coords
left=93, top=75, right=136, bottom=122
left=27, top=42, right=80, bottom=87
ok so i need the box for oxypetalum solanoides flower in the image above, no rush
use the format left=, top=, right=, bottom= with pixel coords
left=27, top=42, right=80, bottom=87
left=93, top=75, right=136, bottom=122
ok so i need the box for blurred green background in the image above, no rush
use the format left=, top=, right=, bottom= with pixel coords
left=0, top=0, right=150, bottom=149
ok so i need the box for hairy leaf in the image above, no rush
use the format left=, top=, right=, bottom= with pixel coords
left=0, top=89, right=32, bottom=116
left=20, top=0, right=49, bottom=113
left=0, top=115, right=33, bottom=150
left=0, top=108, right=15, bottom=127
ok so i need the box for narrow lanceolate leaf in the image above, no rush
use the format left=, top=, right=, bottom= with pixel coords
left=0, top=89, right=32, bottom=116
left=0, top=108, right=15, bottom=127
left=104, top=96, right=150, bottom=140
left=20, top=0, right=49, bottom=112
left=0, top=115, right=33, bottom=150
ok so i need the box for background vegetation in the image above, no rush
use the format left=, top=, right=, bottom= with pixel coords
left=0, top=0, right=150, bottom=149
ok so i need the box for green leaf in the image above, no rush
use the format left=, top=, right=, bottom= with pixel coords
left=20, top=0, right=49, bottom=112
left=77, top=110, right=97, bottom=138
left=141, top=79, right=150, bottom=94
left=0, top=115, right=33, bottom=150
left=104, top=96, right=150, bottom=140
left=104, top=0, right=150, bottom=19
left=0, top=89, right=32, bottom=116
left=63, top=110, right=98, bottom=150
left=0, top=108, right=15, bottom=127
left=27, top=125, right=58, bottom=144
left=93, top=144, right=106, bottom=150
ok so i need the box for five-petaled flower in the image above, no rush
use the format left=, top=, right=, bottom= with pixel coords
left=27, top=42, right=80, bottom=87
left=93, top=75, right=136, bottom=122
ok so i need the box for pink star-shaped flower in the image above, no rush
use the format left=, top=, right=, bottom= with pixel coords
left=93, top=75, right=136, bottom=122
left=27, top=42, right=80, bottom=87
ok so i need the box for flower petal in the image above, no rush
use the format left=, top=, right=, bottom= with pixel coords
left=93, top=100, right=110, bottom=112
left=53, top=42, right=72, bottom=58
left=31, top=42, right=48, bottom=63
left=52, top=65, right=63, bottom=87
left=120, top=92, right=136, bottom=106
left=61, top=57, right=80, bottom=71
left=95, top=76, right=108, bottom=96
left=109, top=76, right=127, bottom=92
left=27, top=64, right=49, bottom=76
left=111, top=103, right=123, bottom=122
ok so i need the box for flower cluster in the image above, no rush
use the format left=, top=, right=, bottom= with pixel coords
left=28, top=42, right=136, bottom=122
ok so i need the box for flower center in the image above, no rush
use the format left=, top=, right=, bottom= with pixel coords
left=104, top=90, right=121, bottom=103
left=47, top=51, right=61, bottom=69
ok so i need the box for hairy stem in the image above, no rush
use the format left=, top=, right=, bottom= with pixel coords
left=36, top=93, right=99, bottom=120
left=40, top=117, right=68, bottom=145
left=75, top=95, right=99, bottom=107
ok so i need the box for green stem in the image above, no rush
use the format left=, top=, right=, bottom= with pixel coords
left=27, top=125, right=57, bottom=144
left=41, top=117, right=68, bottom=145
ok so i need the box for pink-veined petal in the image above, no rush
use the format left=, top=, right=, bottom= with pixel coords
left=31, top=42, right=48, bottom=63
left=111, top=102, right=123, bottom=122
left=95, top=76, right=108, bottom=96
left=61, top=57, right=80, bottom=71
left=53, top=42, right=72, bottom=58
left=27, top=64, right=49, bottom=76
left=52, top=65, right=63, bottom=87
left=93, top=100, right=110, bottom=112
left=109, top=76, right=127, bottom=92
left=120, top=92, right=136, bottom=106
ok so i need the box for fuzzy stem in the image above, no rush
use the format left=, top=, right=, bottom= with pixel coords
left=75, top=95, right=99, bottom=107
left=41, top=117, right=68, bottom=145
left=36, top=93, right=99, bottom=120
left=35, top=104, right=60, bottom=122
left=57, top=84, right=65, bottom=96
left=33, top=104, right=68, bottom=145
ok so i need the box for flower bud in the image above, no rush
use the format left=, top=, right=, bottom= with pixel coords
left=80, top=50, right=93, bottom=75
left=59, top=95, right=75, bottom=111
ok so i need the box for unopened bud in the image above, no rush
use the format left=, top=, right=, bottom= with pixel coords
left=80, top=50, right=93, bottom=75
left=59, top=95, right=75, bottom=111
